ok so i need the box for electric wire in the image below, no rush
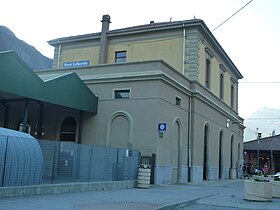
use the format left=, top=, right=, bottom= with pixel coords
left=246, top=118, right=280, bottom=120
left=240, top=82, right=280, bottom=84
left=212, top=0, right=254, bottom=32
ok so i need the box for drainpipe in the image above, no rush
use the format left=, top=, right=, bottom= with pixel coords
left=99, top=14, right=111, bottom=64
left=187, top=96, right=192, bottom=182
left=182, top=24, right=186, bottom=75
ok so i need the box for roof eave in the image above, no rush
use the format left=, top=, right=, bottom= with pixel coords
left=48, top=33, right=101, bottom=46
left=197, top=21, right=243, bottom=79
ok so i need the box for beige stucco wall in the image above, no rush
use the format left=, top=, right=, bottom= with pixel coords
left=56, top=26, right=240, bottom=111
left=59, top=42, right=100, bottom=67
left=106, top=30, right=183, bottom=72
left=198, top=41, right=239, bottom=112
left=35, top=60, right=243, bottom=184
left=190, top=95, right=243, bottom=181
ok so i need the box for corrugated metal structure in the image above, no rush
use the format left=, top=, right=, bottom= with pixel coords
left=39, top=140, right=140, bottom=184
left=0, top=127, right=43, bottom=187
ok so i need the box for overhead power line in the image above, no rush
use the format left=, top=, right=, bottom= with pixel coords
left=246, top=118, right=280, bottom=120
left=212, top=0, right=254, bottom=32
left=240, top=81, right=280, bottom=84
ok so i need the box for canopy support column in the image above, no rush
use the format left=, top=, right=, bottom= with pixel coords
left=22, top=99, right=29, bottom=133
left=37, top=102, right=45, bottom=139
left=0, top=101, right=8, bottom=128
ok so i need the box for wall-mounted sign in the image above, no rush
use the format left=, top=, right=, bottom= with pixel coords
left=63, top=60, right=90, bottom=68
left=158, top=123, right=166, bottom=132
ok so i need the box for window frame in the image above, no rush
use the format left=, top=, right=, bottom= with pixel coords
left=205, top=48, right=214, bottom=89
left=115, top=51, right=127, bottom=63
left=113, top=88, right=131, bottom=99
left=175, top=96, right=182, bottom=107
left=205, top=58, right=211, bottom=89
left=219, top=64, right=227, bottom=100
left=230, top=78, right=236, bottom=109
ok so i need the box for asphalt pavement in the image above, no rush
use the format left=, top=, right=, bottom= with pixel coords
left=0, top=180, right=279, bottom=210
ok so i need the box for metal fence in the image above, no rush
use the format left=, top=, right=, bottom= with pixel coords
left=1, top=138, right=140, bottom=187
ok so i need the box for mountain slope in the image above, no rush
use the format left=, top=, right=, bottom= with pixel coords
left=0, top=26, right=52, bottom=70
left=244, top=107, right=280, bottom=141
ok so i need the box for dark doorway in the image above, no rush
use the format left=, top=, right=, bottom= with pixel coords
left=58, top=117, right=77, bottom=177
left=203, top=125, right=209, bottom=180
left=60, top=117, right=76, bottom=141
left=219, top=131, right=223, bottom=179
left=230, top=136, right=234, bottom=169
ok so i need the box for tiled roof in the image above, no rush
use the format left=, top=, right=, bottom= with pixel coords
left=244, top=134, right=280, bottom=151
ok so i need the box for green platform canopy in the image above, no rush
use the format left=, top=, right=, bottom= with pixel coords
left=0, top=51, right=97, bottom=113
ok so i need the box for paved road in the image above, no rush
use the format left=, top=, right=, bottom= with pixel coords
left=182, top=204, right=252, bottom=210
left=0, top=180, right=279, bottom=210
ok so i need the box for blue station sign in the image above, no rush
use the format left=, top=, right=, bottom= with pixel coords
left=63, top=60, right=90, bottom=68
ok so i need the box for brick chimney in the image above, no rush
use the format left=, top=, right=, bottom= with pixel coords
left=99, top=15, right=111, bottom=64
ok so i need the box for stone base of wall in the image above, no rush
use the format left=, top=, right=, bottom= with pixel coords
left=154, top=165, right=172, bottom=184
left=179, top=166, right=189, bottom=183
left=190, top=166, right=203, bottom=183
left=0, top=180, right=136, bottom=198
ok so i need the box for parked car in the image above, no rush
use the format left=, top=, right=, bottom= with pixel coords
left=273, top=172, right=280, bottom=178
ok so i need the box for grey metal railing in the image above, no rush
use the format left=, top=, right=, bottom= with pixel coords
left=0, top=138, right=140, bottom=187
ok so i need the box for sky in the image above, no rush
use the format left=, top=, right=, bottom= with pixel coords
left=1, top=0, right=280, bottom=121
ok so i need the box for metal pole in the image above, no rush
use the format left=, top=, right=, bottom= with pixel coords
left=22, top=99, right=29, bottom=133
left=257, top=140, right=260, bottom=170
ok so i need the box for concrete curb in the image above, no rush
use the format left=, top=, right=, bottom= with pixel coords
left=0, top=180, right=136, bottom=198
left=154, top=194, right=218, bottom=210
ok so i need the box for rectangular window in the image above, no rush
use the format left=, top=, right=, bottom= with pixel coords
left=219, top=64, right=226, bottom=100
left=230, top=85, right=234, bottom=108
left=219, top=73, right=224, bottom=100
left=115, top=51, right=126, bottom=63
left=175, top=96, right=182, bottom=106
left=114, top=89, right=130, bottom=99
left=205, top=58, right=211, bottom=88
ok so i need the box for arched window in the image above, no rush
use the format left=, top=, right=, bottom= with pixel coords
left=60, top=117, right=76, bottom=142
left=106, top=111, right=133, bottom=149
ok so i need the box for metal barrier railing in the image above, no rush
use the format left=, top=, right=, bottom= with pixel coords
left=0, top=138, right=140, bottom=187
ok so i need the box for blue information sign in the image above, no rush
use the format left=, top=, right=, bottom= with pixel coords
left=158, top=123, right=166, bottom=132
left=63, top=60, right=90, bottom=68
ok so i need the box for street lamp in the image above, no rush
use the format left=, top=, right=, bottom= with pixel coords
left=257, top=139, right=260, bottom=170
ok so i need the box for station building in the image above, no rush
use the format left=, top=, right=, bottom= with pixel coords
left=0, top=15, right=245, bottom=184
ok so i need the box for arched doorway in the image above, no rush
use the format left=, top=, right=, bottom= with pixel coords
left=218, top=130, right=223, bottom=179
left=60, top=116, right=77, bottom=141
left=230, top=135, right=234, bottom=169
left=203, top=124, right=209, bottom=181
left=58, top=116, right=77, bottom=177
left=172, top=120, right=181, bottom=183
